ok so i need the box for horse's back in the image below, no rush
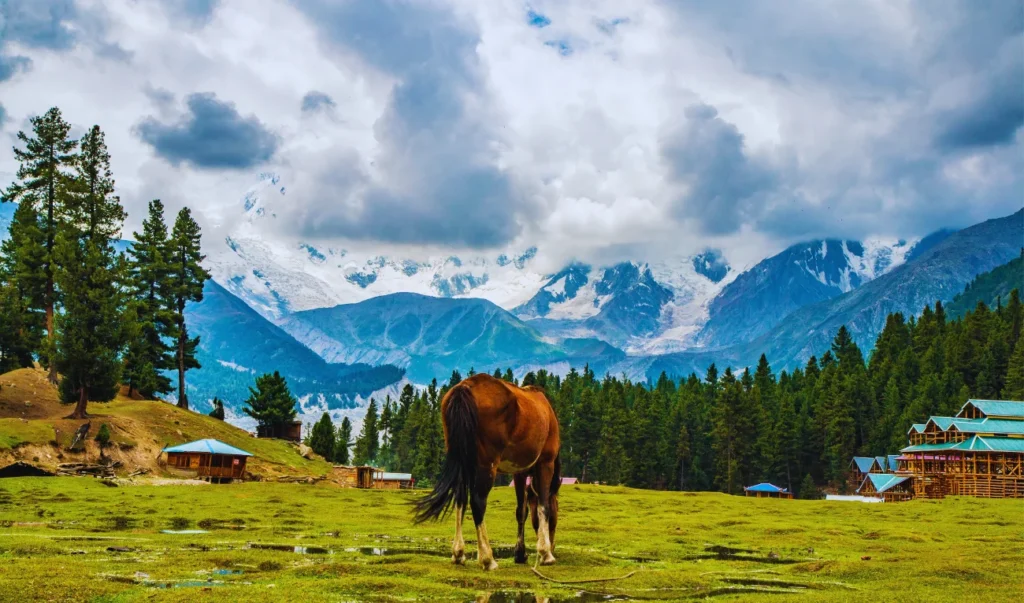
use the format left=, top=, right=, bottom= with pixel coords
left=451, top=374, right=559, bottom=473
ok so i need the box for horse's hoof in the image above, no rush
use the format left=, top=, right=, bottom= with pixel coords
left=481, top=559, right=498, bottom=571
left=452, top=552, right=466, bottom=565
left=540, top=553, right=556, bottom=566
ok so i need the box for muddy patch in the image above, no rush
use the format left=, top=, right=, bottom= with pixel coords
left=246, top=542, right=332, bottom=555
left=475, top=592, right=632, bottom=603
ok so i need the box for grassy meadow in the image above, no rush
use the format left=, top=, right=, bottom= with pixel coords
left=0, top=478, right=1021, bottom=602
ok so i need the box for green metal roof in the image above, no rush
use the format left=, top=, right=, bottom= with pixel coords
left=950, top=419, right=1024, bottom=436
left=952, top=436, right=1024, bottom=453
left=926, top=417, right=957, bottom=431
left=858, top=473, right=910, bottom=494
left=908, top=423, right=926, bottom=434
left=957, top=399, right=1024, bottom=419
left=850, top=456, right=880, bottom=472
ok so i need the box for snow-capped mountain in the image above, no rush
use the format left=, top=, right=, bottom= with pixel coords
left=206, top=173, right=549, bottom=320
left=513, top=255, right=737, bottom=354
left=697, top=238, right=918, bottom=349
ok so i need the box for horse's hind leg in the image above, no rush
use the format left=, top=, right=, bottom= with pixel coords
left=513, top=473, right=528, bottom=564
left=470, top=467, right=498, bottom=571
left=452, top=504, right=466, bottom=565
left=533, top=460, right=557, bottom=566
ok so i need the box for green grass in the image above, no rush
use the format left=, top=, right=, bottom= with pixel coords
left=0, top=479, right=1021, bottom=602
left=0, top=419, right=55, bottom=451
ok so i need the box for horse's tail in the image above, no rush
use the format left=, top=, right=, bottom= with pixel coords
left=412, top=383, right=478, bottom=523
left=550, top=453, right=562, bottom=496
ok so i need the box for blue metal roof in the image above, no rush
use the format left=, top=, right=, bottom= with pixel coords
left=858, top=473, right=910, bottom=494
left=162, top=439, right=252, bottom=457
left=908, top=423, right=926, bottom=434
left=887, top=455, right=900, bottom=471
left=380, top=472, right=413, bottom=481
left=744, top=482, right=787, bottom=493
left=850, top=456, right=878, bottom=473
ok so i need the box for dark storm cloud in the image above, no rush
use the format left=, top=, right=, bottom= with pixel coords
left=934, top=48, right=1024, bottom=150
left=300, top=91, right=335, bottom=113
left=290, top=0, right=522, bottom=248
left=134, top=92, right=279, bottom=169
left=662, top=103, right=777, bottom=235
left=0, top=0, right=131, bottom=72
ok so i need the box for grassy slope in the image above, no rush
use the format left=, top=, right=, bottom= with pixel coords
left=0, top=368, right=330, bottom=478
left=0, top=479, right=1021, bottom=602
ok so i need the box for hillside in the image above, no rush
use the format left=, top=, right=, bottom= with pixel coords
left=945, top=253, right=1023, bottom=318
left=644, top=208, right=1024, bottom=379
left=281, top=292, right=572, bottom=382
left=0, top=367, right=331, bottom=478
left=183, top=280, right=404, bottom=412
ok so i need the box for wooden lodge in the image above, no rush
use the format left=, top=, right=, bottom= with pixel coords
left=855, top=399, right=1024, bottom=501
left=256, top=421, right=302, bottom=442
left=743, top=483, right=793, bottom=499
left=162, top=439, right=252, bottom=483
left=331, top=465, right=415, bottom=489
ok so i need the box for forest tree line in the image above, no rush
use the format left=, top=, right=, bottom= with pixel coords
left=0, top=107, right=210, bottom=417
left=306, top=289, right=1023, bottom=496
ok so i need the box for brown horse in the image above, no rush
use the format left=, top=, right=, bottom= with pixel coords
left=413, top=373, right=561, bottom=570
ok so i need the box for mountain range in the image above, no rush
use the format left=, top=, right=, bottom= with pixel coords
left=2, top=178, right=1022, bottom=426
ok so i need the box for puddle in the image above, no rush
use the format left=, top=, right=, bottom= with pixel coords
left=146, top=580, right=228, bottom=589
left=722, top=578, right=810, bottom=590
left=475, top=592, right=632, bottom=603
left=167, top=518, right=192, bottom=530
left=699, top=586, right=802, bottom=597
left=211, top=569, right=244, bottom=576
left=246, top=543, right=332, bottom=555
left=681, top=545, right=801, bottom=565
left=161, top=529, right=209, bottom=535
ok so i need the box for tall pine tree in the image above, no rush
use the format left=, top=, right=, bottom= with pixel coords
left=166, top=207, right=210, bottom=409
left=53, top=125, right=126, bottom=419
left=353, top=399, right=380, bottom=465
left=2, top=107, right=78, bottom=380
left=124, top=200, right=173, bottom=397
left=243, top=372, right=297, bottom=432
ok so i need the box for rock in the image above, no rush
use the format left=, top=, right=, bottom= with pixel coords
left=861, top=556, right=871, bottom=561
left=298, top=444, right=313, bottom=459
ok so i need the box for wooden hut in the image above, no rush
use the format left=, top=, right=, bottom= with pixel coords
left=331, top=465, right=377, bottom=488
left=162, top=439, right=252, bottom=483
left=857, top=473, right=913, bottom=502
left=849, top=456, right=883, bottom=484
left=743, top=483, right=793, bottom=499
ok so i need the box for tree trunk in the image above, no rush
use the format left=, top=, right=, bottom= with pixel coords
left=69, top=385, right=89, bottom=419
left=45, top=296, right=58, bottom=384
left=176, top=329, right=187, bottom=410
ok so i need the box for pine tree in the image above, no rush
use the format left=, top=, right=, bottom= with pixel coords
left=309, top=412, right=336, bottom=461
left=335, top=417, right=353, bottom=464
left=54, top=236, right=123, bottom=418
left=166, top=207, right=210, bottom=409
left=124, top=199, right=173, bottom=397
left=1004, top=338, right=1024, bottom=400
left=2, top=107, right=78, bottom=379
left=0, top=201, right=46, bottom=369
left=242, top=372, right=297, bottom=432
left=798, top=473, right=818, bottom=500
left=353, top=398, right=379, bottom=465
left=53, top=124, right=127, bottom=419
left=208, top=398, right=225, bottom=420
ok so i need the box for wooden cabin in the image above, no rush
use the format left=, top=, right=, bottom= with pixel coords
left=330, top=466, right=414, bottom=489
left=849, top=456, right=884, bottom=484
left=162, top=439, right=252, bottom=483
left=857, top=473, right=913, bottom=502
left=743, top=483, right=793, bottom=499
left=256, top=421, right=302, bottom=442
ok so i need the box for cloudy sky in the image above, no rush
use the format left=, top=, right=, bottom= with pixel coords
left=1, top=0, right=1021, bottom=268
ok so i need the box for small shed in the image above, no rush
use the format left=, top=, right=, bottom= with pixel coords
left=743, top=483, right=793, bottom=499
left=162, top=439, right=252, bottom=483
left=256, top=421, right=302, bottom=442
left=377, top=472, right=415, bottom=490
left=857, top=473, right=913, bottom=502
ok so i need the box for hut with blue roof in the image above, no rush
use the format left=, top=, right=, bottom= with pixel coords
left=743, top=483, right=792, bottom=499
left=162, top=439, right=252, bottom=483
